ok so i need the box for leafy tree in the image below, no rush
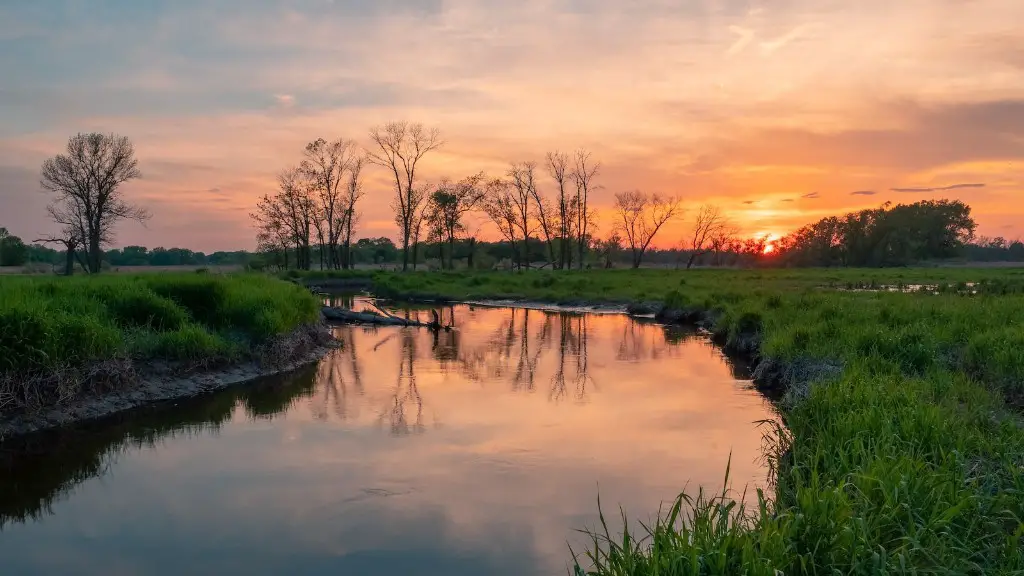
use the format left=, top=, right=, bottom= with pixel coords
left=0, top=229, right=28, bottom=266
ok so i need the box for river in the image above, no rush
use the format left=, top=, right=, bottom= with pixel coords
left=0, top=298, right=779, bottom=575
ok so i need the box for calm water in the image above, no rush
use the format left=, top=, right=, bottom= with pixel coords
left=0, top=300, right=778, bottom=575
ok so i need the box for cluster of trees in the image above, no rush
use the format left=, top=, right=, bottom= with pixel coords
left=24, top=131, right=1020, bottom=275
left=964, top=236, right=1024, bottom=262
left=771, top=200, right=979, bottom=267
left=478, top=151, right=601, bottom=270
left=251, top=137, right=366, bottom=271
left=252, top=121, right=703, bottom=271
left=103, top=246, right=251, bottom=267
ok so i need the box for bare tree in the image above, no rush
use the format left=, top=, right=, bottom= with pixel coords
left=40, top=133, right=148, bottom=273
left=614, top=190, right=683, bottom=268
left=709, top=223, right=740, bottom=267
left=571, top=150, right=599, bottom=269
left=547, top=151, right=576, bottom=269
left=339, top=156, right=365, bottom=269
left=300, top=137, right=355, bottom=269
left=506, top=162, right=537, bottom=268
left=515, top=161, right=559, bottom=267
left=482, top=178, right=522, bottom=269
left=251, top=168, right=316, bottom=269
left=684, top=204, right=730, bottom=269
left=255, top=220, right=291, bottom=270
left=425, top=173, right=486, bottom=270
left=367, top=122, right=442, bottom=271
left=501, top=161, right=536, bottom=266
left=408, top=182, right=431, bottom=271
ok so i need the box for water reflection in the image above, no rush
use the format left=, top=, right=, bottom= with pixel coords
left=0, top=303, right=777, bottom=576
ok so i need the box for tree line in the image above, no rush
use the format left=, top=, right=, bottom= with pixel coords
left=20, top=131, right=1019, bottom=274
left=771, top=200, right=981, bottom=267
left=251, top=121, right=708, bottom=271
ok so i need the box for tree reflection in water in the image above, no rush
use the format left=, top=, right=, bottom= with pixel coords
left=0, top=301, right=757, bottom=529
left=312, top=325, right=366, bottom=422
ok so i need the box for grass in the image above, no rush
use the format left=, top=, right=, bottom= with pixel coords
left=300, top=267, right=1024, bottom=573
left=0, top=273, right=321, bottom=416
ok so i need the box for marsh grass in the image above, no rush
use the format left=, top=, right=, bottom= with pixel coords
left=308, top=268, right=1024, bottom=573
left=0, top=273, right=320, bottom=416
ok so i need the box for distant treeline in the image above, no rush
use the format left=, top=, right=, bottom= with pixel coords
left=767, top=199, right=1021, bottom=267
left=3, top=200, right=1021, bottom=271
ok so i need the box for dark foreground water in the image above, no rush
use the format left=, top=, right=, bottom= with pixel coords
left=0, top=300, right=778, bottom=575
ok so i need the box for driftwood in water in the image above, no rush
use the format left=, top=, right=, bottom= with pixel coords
left=321, top=306, right=447, bottom=330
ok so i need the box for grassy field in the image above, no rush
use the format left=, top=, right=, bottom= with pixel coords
left=0, top=273, right=320, bottom=417
left=293, top=267, right=1024, bottom=573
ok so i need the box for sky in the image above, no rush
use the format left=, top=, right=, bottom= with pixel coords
left=1, top=0, right=1022, bottom=252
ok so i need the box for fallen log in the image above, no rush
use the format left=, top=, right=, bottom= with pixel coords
left=321, top=307, right=441, bottom=329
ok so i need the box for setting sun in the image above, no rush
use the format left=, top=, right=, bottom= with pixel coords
left=763, top=244, right=776, bottom=255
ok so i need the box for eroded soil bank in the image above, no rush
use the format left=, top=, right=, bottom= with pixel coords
left=0, top=323, right=337, bottom=440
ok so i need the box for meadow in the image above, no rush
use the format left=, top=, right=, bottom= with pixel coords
left=291, top=267, right=1024, bottom=574
left=0, top=273, right=320, bottom=417
left=3, top=265, right=1023, bottom=572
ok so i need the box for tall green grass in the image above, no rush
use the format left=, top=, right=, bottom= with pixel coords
left=0, top=273, right=320, bottom=376
left=335, top=268, right=1024, bottom=573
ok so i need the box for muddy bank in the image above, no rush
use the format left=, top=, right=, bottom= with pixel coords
left=0, top=323, right=338, bottom=441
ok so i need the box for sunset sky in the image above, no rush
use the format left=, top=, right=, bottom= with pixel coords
left=1, top=0, right=1022, bottom=251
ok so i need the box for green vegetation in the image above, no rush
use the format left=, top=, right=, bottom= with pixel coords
left=300, top=267, right=1024, bottom=573
left=0, top=273, right=320, bottom=416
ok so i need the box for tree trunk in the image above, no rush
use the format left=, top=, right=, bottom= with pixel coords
left=65, top=247, right=76, bottom=276
left=402, top=236, right=410, bottom=272
left=88, top=235, right=101, bottom=273
left=686, top=252, right=699, bottom=269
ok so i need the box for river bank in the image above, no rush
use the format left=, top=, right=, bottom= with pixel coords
left=0, top=273, right=330, bottom=440
left=292, top=268, right=1024, bottom=573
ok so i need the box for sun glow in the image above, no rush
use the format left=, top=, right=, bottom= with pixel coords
left=763, top=244, right=776, bottom=254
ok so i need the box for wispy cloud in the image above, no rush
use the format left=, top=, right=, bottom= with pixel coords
left=850, top=190, right=877, bottom=195
left=727, top=25, right=754, bottom=56
left=0, top=0, right=1021, bottom=248
left=760, top=24, right=812, bottom=56
left=891, top=183, right=986, bottom=193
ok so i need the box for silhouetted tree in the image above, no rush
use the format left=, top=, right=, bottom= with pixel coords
left=684, top=204, right=729, bottom=269
left=614, top=190, right=683, bottom=268
left=571, top=150, right=599, bottom=269
left=40, top=133, right=148, bottom=273
left=367, top=122, right=442, bottom=271
left=546, top=151, right=576, bottom=269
